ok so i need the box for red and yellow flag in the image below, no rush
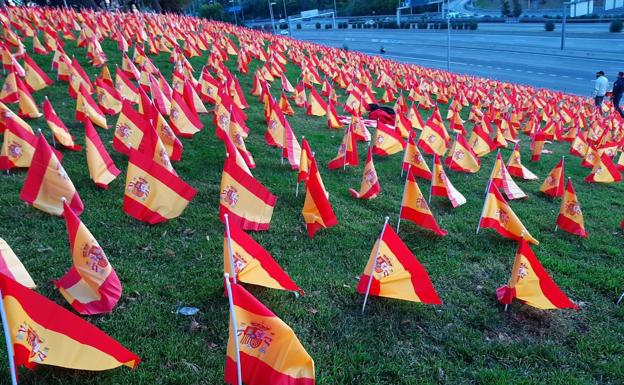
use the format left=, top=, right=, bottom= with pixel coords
left=302, top=160, right=338, bottom=238
left=54, top=200, right=122, bottom=315
left=0, top=238, right=36, bottom=288
left=506, top=143, right=538, bottom=180
left=17, top=77, right=42, bottom=119
left=402, top=131, right=431, bottom=179
left=169, top=89, right=202, bottom=138
left=478, top=183, right=538, bottom=244
left=490, top=152, right=526, bottom=200
left=372, top=122, right=405, bottom=156
left=496, top=238, right=578, bottom=309
left=445, top=134, right=480, bottom=173
left=76, top=85, right=107, bottom=129
left=124, top=149, right=196, bottom=224
left=356, top=222, right=441, bottom=304
left=584, top=152, right=622, bottom=184
left=468, top=118, right=496, bottom=157
left=530, top=130, right=547, bottom=162
left=19, top=133, right=83, bottom=217
left=418, top=106, right=450, bottom=156
left=305, top=87, right=326, bottom=117
left=556, top=179, right=587, bottom=238
left=540, top=158, right=565, bottom=197
left=224, top=281, right=315, bottom=385
left=399, top=172, right=447, bottom=236
left=0, top=273, right=139, bottom=372
left=23, top=54, right=52, bottom=92
left=431, top=154, right=466, bottom=208
left=43, top=98, right=81, bottom=151
left=0, top=118, right=38, bottom=170
left=328, top=124, right=358, bottom=169
left=113, top=100, right=147, bottom=155
left=220, top=155, right=276, bottom=231
left=85, top=119, right=120, bottom=189
left=349, top=146, right=380, bottom=200
left=224, top=219, right=302, bottom=293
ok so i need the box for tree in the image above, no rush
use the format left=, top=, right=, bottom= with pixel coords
left=199, top=3, right=225, bottom=20
left=512, top=0, right=523, bottom=17
left=501, top=0, right=512, bottom=17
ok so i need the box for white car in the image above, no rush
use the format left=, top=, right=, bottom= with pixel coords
left=280, top=30, right=289, bottom=35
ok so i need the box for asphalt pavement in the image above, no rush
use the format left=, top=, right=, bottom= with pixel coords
left=290, top=25, right=623, bottom=95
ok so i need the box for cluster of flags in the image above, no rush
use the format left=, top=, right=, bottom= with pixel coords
left=0, top=4, right=623, bottom=385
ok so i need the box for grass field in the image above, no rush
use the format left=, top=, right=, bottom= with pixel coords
left=1, top=34, right=624, bottom=385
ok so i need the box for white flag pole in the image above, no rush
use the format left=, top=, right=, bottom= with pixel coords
left=400, top=132, right=411, bottom=178
left=296, top=136, right=304, bottom=197
left=396, top=166, right=411, bottom=234
left=559, top=156, right=565, bottom=197
left=428, top=156, right=435, bottom=204
left=617, top=292, right=624, bottom=305
left=224, top=214, right=237, bottom=285
left=476, top=174, right=495, bottom=235
left=224, top=274, right=242, bottom=385
left=0, top=287, right=18, bottom=385
left=343, top=121, right=351, bottom=171
left=362, top=216, right=390, bottom=315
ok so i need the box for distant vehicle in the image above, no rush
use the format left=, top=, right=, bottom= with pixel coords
left=382, top=17, right=392, bottom=22
left=280, top=30, right=289, bottom=35
left=448, top=11, right=460, bottom=18
left=279, top=19, right=286, bottom=23
left=364, top=19, right=375, bottom=25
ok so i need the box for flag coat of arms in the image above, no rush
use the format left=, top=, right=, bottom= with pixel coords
left=399, top=172, right=447, bottom=236
left=349, top=146, right=380, bottom=200
left=356, top=223, right=441, bottom=304
left=54, top=201, right=122, bottom=315
left=556, top=179, right=588, bottom=238
left=0, top=274, right=140, bottom=372
left=224, top=282, right=315, bottom=385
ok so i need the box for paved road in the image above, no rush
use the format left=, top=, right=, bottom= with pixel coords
left=291, top=28, right=623, bottom=95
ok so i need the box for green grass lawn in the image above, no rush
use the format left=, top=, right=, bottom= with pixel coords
left=1, top=34, right=624, bottom=385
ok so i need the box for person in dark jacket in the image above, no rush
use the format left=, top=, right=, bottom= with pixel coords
left=613, top=72, right=624, bottom=119
left=368, top=103, right=395, bottom=125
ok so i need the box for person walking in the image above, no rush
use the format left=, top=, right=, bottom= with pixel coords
left=593, top=71, right=609, bottom=108
left=612, top=71, right=624, bottom=119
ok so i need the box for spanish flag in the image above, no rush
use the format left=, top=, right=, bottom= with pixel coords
left=349, top=146, right=380, bottom=200
left=298, top=137, right=313, bottom=183
left=540, top=158, right=565, bottom=197
left=328, top=124, right=358, bottom=169
left=76, top=85, right=107, bottom=129
left=584, top=152, right=622, bottom=183
left=445, top=134, right=480, bottom=173
left=372, top=122, right=405, bottom=157
left=17, top=77, right=42, bottom=119
left=95, top=77, right=122, bottom=115
left=115, top=66, right=139, bottom=103
left=306, top=87, right=326, bottom=117
left=0, top=273, right=139, bottom=373
left=399, top=171, right=447, bottom=236
left=496, top=238, right=578, bottom=309
left=224, top=281, right=315, bottom=385
left=506, top=143, right=538, bottom=180
left=54, top=200, right=122, bottom=315
left=43, top=98, right=81, bottom=151
left=0, top=118, right=37, bottom=170
left=407, top=102, right=425, bottom=130
left=224, top=218, right=302, bottom=293
left=489, top=152, right=526, bottom=200
left=418, top=107, right=449, bottom=156
left=530, top=130, right=547, bottom=162
left=169, top=89, right=202, bottom=138
left=327, top=98, right=341, bottom=129
left=113, top=100, right=146, bottom=155
left=431, top=154, right=466, bottom=208
left=468, top=119, right=495, bottom=157
left=356, top=222, right=441, bottom=304
left=556, top=179, right=587, bottom=238
left=84, top=120, right=120, bottom=189
left=478, top=183, right=538, bottom=245
left=302, top=160, right=338, bottom=238
left=402, top=131, right=431, bottom=180
left=124, top=149, right=196, bottom=224
left=19, top=133, right=83, bottom=217
left=0, top=70, right=18, bottom=103
left=0, top=238, right=36, bottom=288
left=220, top=155, right=276, bottom=231
left=23, top=54, right=52, bottom=92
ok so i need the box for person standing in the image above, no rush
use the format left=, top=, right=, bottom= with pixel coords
left=612, top=72, right=624, bottom=119
left=594, top=71, right=609, bottom=108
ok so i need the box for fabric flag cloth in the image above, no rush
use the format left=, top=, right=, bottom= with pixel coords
left=584, top=152, right=622, bottom=184
left=224, top=219, right=302, bottom=293
left=402, top=132, right=432, bottom=180
left=0, top=273, right=140, bottom=372
left=76, top=85, right=107, bottom=129
left=220, top=155, right=276, bottom=231
left=496, top=238, right=578, bottom=309
left=19, top=133, right=83, bottom=217
left=430, top=154, right=466, bottom=208
left=356, top=222, right=441, bottom=304
left=539, top=158, right=565, bottom=197
left=506, top=143, right=538, bottom=180
left=445, top=134, right=480, bottom=173
left=16, top=77, right=42, bottom=119
left=169, top=90, right=202, bottom=138
left=530, top=130, right=547, bottom=162
left=124, top=148, right=196, bottom=224
left=85, top=120, right=120, bottom=189
left=0, top=238, right=36, bottom=288
left=224, top=281, right=315, bottom=385
left=556, top=179, right=588, bottom=238
left=302, top=160, right=338, bottom=238
left=349, top=146, right=380, bottom=200
left=43, top=98, right=81, bottom=151
left=54, top=201, right=122, bottom=315
left=479, top=183, right=538, bottom=245
left=328, top=124, right=358, bottom=169
left=0, top=118, right=38, bottom=170
left=417, top=108, right=449, bottom=156
left=399, top=172, right=447, bottom=236
left=372, top=122, right=405, bottom=156
left=490, top=152, right=526, bottom=200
